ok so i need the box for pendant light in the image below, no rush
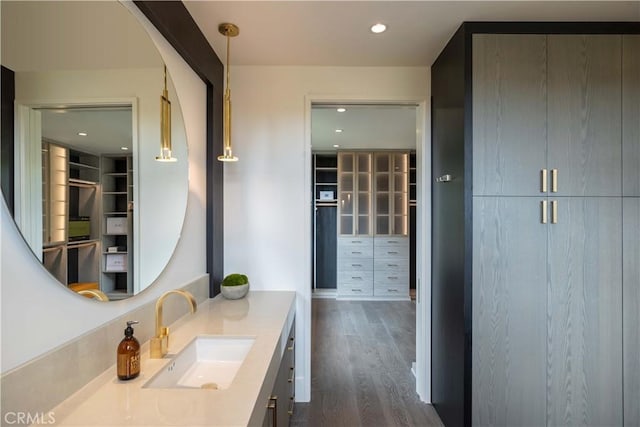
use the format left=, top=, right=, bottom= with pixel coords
left=156, top=65, right=176, bottom=162
left=217, top=23, right=239, bottom=162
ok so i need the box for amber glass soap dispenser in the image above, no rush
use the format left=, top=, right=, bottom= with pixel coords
left=117, top=320, right=140, bottom=380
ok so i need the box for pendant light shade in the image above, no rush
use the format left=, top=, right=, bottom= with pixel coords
left=156, top=65, right=177, bottom=162
left=217, top=23, right=239, bottom=162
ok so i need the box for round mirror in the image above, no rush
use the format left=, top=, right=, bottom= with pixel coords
left=1, top=1, right=189, bottom=300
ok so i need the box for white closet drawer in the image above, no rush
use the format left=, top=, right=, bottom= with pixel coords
left=338, top=270, right=374, bottom=283
left=338, top=245, right=374, bottom=259
left=338, top=282, right=374, bottom=297
left=374, top=245, right=409, bottom=259
left=374, top=236, right=408, bottom=247
left=338, top=258, right=373, bottom=271
left=374, top=259, right=409, bottom=274
left=374, top=283, right=409, bottom=297
left=338, top=236, right=373, bottom=247
left=374, top=273, right=409, bottom=286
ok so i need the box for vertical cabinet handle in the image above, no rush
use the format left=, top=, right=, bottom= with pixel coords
left=268, top=396, right=278, bottom=427
left=551, top=169, right=558, bottom=193
left=541, top=169, right=548, bottom=193
left=541, top=200, right=548, bottom=224
left=551, top=200, right=558, bottom=224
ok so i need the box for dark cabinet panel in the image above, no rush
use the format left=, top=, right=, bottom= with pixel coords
left=315, top=206, right=337, bottom=289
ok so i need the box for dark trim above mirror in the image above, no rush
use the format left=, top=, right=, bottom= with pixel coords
left=1, top=66, right=15, bottom=216
left=133, top=1, right=224, bottom=298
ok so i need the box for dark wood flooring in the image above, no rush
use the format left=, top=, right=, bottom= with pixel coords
left=291, top=299, right=443, bottom=427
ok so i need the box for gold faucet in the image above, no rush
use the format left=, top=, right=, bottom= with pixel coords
left=150, top=289, right=197, bottom=358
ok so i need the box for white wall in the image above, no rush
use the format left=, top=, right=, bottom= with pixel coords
left=223, top=66, right=430, bottom=400
left=0, top=3, right=207, bottom=373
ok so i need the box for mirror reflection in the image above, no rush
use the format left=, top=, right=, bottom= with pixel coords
left=1, top=1, right=189, bottom=300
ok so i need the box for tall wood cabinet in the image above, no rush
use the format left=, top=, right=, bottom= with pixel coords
left=432, top=24, right=639, bottom=427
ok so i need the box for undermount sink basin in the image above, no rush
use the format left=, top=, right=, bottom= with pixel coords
left=144, top=336, right=255, bottom=390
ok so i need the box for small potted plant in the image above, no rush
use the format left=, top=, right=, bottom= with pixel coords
left=220, top=273, right=249, bottom=300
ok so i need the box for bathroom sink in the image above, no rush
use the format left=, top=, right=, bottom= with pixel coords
left=144, top=336, right=255, bottom=390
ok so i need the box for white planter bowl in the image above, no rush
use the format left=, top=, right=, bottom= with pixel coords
left=220, top=283, right=249, bottom=300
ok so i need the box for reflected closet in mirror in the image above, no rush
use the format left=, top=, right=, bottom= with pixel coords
left=1, top=1, right=189, bottom=300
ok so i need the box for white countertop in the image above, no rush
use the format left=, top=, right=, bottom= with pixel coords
left=52, top=291, right=296, bottom=426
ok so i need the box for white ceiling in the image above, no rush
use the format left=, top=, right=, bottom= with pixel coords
left=312, top=104, right=417, bottom=150
left=4, top=1, right=638, bottom=154
left=40, top=107, right=133, bottom=155
left=184, top=1, right=640, bottom=67
left=185, top=1, right=639, bottom=151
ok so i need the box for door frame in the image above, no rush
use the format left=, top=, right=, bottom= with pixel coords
left=303, top=94, right=431, bottom=402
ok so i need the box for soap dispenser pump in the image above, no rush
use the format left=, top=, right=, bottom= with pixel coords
left=117, top=320, right=140, bottom=380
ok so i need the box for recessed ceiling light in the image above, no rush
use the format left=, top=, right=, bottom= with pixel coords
left=333, top=144, right=340, bottom=148
left=78, top=132, right=87, bottom=136
left=335, top=129, right=343, bottom=133
left=337, top=108, right=346, bottom=113
left=370, top=23, right=387, bottom=34
left=121, top=147, right=129, bottom=151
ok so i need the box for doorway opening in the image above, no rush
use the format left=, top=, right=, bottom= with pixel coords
left=303, top=100, right=431, bottom=407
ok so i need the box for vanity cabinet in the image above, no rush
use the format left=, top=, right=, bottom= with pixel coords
left=432, top=26, right=640, bottom=427
left=263, top=319, right=295, bottom=427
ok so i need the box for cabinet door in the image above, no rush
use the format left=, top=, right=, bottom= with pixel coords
left=472, top=197, right=547, bottom=426
left=548, top=197, right=622, bottom=426
left=623, top=35, right=640, bottom=196
left=624, top=198, right=640, bottom=426
left=338, top=152, right=372, bottom=235
left=315, top=206, right=336, bottom=289
left=548, top=35, right=622, bottom=197
left=472, top=34, right=547, bottom=196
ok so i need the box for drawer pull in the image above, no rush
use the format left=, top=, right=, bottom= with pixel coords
left=387, top=251, right=398, bottom=255
left=436, top=174, right=454, bottom=183
left=387, top=264, right=398, bottom=267
left=387, top=240, right=398, bottom=244
left=351, top=263, right=362, bottom=267
left=388, top=289, right=399, bottom=292
left=388, top=276, right=398, bottom=280
left=352, top=289, right=362, bottom=292
left=351, top=251, right=362, bottom=255
left=288, top=397, right=295, bottom=415
left=351, top=276, right=363, bottom=280
left=268, top=396, right=277, bottom=426
left=288, top=367, right=295, bottom=383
